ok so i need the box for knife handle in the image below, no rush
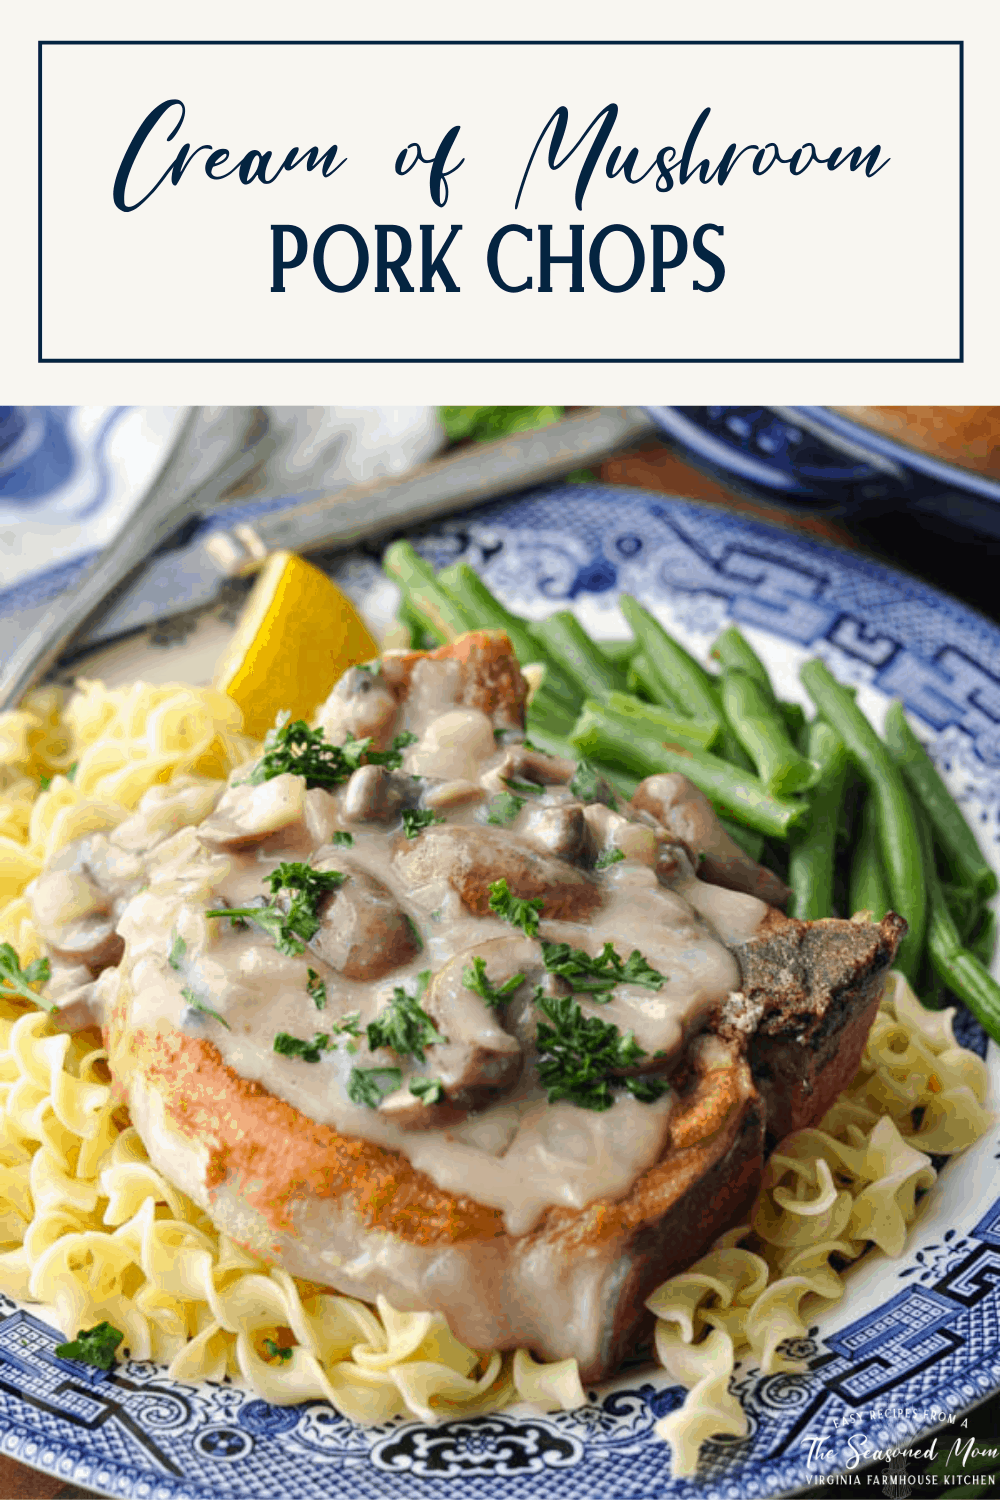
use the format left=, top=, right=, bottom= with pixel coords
left=0, top=406, right=265, bottom=712
left=204, top=406, right=658, bottom=576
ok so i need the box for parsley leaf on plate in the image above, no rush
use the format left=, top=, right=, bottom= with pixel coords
left=366, top=972, right=446, bottom=1061
left=462, top=955, right=526, bottom=1008
left=168, top=931, right=187, bottom=971
left=54, top=1322, right=124, bottom=1370
left=347, top=1066, right=403, bottom=1108
left=533, top=991, right=669, bottom=1111
left=595, top=847, right=626, bottom=870
left=249, top=712, right=416, bottom=790
left=263, top=1338, right=293, bottom=1361
left=409, top=1076, right=445, bottom=1104
left=540, top=939, right=664, bottom=995
left=181, top=987, right=231, bottom=1030
left=0, top=944, right=52, bottom=1009
left=306, top=968, right=327, bottom=1009
left=485, top=791, right=525, bottom=826
left=401, top=807, right=444, bottom=839
left=569, top=760, right=618, bottom=809
left=207, top=863, right=345, bottom=957
left=488, top=878, right=544, bottom=937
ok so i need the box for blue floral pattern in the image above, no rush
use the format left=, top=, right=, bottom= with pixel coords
left=0, top=486, right=997, bottom=1500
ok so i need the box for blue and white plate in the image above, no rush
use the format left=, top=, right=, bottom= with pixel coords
left=644, top=407, right=1000, bottom=540
left=3, top=484, right=999, bottom=1500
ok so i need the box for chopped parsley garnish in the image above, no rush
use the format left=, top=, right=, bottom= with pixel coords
left=249, top=714, right=364, bottom=789
left=595, top=847, right=626, bottom=870
left=274, top=1011, right=361, bottom=1062
left=66, top=762, right=78, bottom=782
left=401, top=807, right=444, bottom=839
left=501, top=777, right=543, bottom=797
left=534, top=991, right=669, bottom=1111
left=306, top=968, right=327, bottom=1009
left=263, top=1338, right=293, bottom=1362
left=365, top=730, right=419, bottom=769
left=540, top=940, right=665, bottom=995
left=273, top=1030, right=331, bottom=1063
left=181, top=987, right=231, bottom=1030
left=328, top=831, right=354, bottom=847
left=569, top=760, right=618, bottom=809
left=207, top=863, right=346, bottom=957
left=38, top=774, right=51, bottom=792
left=462, top=956, right=526, bottom=1008
left=485, top=791, right=525, bottom=826
left=0, top=944, right=52, bottom=1009
left=623, top=1075, right=672, bottom=1103
left=366, top=972, right=446, bottom=1060
left=409, top=1076, right=445, bottom=1104
left=487, top=878, right=544, bottom=937
left=347, top=1065, right=403, bottom=1108
left=168, top=931, right=187, bottom=971
left=249, top=712, right=416, bottom=790
left=54, top=1322, right=124, bottom=1370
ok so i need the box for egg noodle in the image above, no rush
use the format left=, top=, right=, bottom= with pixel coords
left=0, top=682, right=992, bottom=1471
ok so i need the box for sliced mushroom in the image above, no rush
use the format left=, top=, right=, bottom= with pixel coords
left=581, top=803, right=658, bottom=867
left=631, top=772, right=792, bottom=909
left=42, top=965, right=103, bottom=1033
left=377, top=944, right=527, bottom=1128
left=28, top=835, right=144, bottom=974
left=340, top=765, right=422, bottom=824
left=497, top=746, right=575, bottom=787
left=308, top=856, right=421, bottom=981
left=520, top=802, right=588, bottom=863
left=393, top=825, right=602, bottom=922
left=303, top=788, right=343, bottom=845
left=197, top=771, right=306, bottom=851
left=315, top=666, right=400, bottom=750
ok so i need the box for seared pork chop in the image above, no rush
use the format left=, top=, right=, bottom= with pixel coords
left=31, top=632, right=906, bottom=1380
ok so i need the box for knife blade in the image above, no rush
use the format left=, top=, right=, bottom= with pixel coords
left=28, top=405, right=657, bottom=663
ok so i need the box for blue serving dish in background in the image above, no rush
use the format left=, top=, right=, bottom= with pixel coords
left=645, top=406, right=1000, bottom=539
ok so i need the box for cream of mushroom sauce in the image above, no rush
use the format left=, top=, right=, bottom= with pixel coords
left=106, top=660, right=767, bottom=1237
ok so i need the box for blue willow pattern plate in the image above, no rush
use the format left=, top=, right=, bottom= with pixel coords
left=2, top=486, right=998, bottom=1500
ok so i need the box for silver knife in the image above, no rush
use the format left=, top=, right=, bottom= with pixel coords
left=1, top=406, right=656, bottom=709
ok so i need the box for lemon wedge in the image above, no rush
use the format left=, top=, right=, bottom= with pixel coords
left=213, top=550, right=380, bottom=739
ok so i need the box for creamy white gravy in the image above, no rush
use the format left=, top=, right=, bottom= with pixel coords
left=33, top=658, right=767, bottom=1236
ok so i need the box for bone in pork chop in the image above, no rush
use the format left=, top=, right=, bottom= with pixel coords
left=77, top=632, right=906, bottom=1380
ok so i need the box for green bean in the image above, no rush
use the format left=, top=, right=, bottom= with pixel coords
left=721, top=671, right=818, bottom=796
left=569, top=701, right=718, bottom=778
left=883, top=699, right=998, bottom=901
left=532, top=612, right=628, bottom=701
left=799, top=659, right=925, bottom=979
left=618, top=595, right=722, bottom=726
left=625, top=652, right=689, bottom=716
left=383, top=542, right=476, bottom=642
left=595, top=639, right=641, bottom=669
left=916, top=808, right=1000, bottom=1042
left=849, top=797, right=892, bottom=920
left=523, top=683, right=578, bottom=739
left=571, top=701, right=807, bottom=838
left=603, top=691, right=719, bottom=749
left=970, top=908, right=997, bottom=969
left=941, top=883, right=982, bottom=944
left=710, top=626, right=776, bottom=699
left=787, top=719, right=849, bottom=920
left=779, top=701, right=807, bottom=740
left=397, top=595, right=439, bottom=650
left=718, top=817, right=765, bottom=863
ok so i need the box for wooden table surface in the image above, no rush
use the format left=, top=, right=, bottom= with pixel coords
left=0, top=437, right=992, bottom=1500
